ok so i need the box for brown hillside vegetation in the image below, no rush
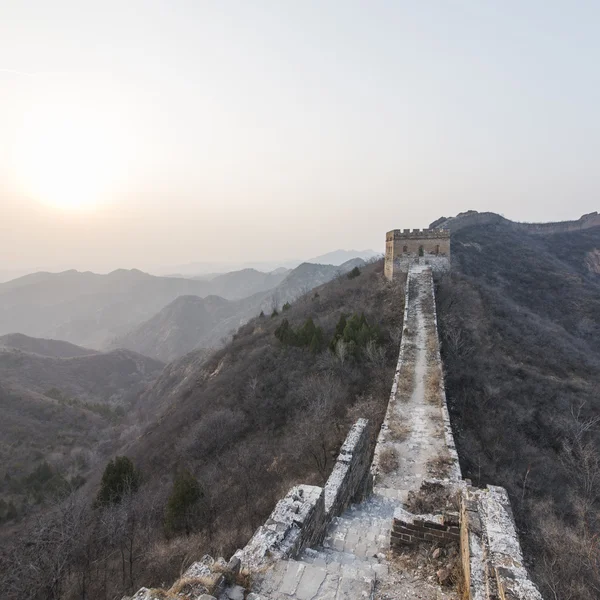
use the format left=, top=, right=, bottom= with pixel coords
left=0, top=344, right=164, bottom=528
left=0, top=261, right=405, bottom=600
left=436, top=223, right=600, bottom=600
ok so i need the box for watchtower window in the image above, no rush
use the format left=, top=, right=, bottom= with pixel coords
left=403, top=245, right=408, bottom=253
left=418, top=245, right=424, bottom=257
left=435, top=244, right=440, bottom=255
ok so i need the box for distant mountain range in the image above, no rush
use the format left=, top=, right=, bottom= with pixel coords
left=108, top=295, right=250, bottom=363
left=109, top=258, right=366, bottom=361
left=0, top=338, right=163, bottom=406
left=0, top=257, right=369, bottom=362
left=0, top=267, right=284, bottom=349
left=0, top=333, right=99, bottom=358
left=153, top=248, right=378, bottom=277
left=307, top=249, right=380, bottom=265
left=190, top=268, right=289, bottom=298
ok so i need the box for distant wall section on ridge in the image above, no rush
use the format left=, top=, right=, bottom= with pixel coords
left=431, top=210, right=600, bottom=235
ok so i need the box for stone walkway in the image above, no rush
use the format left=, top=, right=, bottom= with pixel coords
left=374, top=264, right=458, bottom=500
left=255, top=492, right=456, bottom=600
left=257, top=494, right=393, bottom=600
left=253, top=266, right=458, bottom=600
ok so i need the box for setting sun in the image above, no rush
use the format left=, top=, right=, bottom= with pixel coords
left=14, top=85, right=129, bottom=211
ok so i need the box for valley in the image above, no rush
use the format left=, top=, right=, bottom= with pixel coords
left=1, top=220, right=600, bottom=600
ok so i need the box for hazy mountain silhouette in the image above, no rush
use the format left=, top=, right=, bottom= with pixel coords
left=307, top=249, right=379, bottom=265
left=0, top=268, right=285, bottom=349
left=0, top=333, right=98, bottom=358
left=0, top=345, right=163, bottom=406
left=111, top=259, right=367, bottom=361
left=267, top=258, right=366, bottom=306
left=194, top=268, right=289, bottom=299
left=110, top=295, right=244, bottom=362
left=154, top=249, right=376, bottom=277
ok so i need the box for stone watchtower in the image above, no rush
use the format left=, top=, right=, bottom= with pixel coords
left=384, top=228, right=450, bottom=280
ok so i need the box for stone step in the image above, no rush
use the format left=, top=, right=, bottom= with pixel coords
left=300, top=546, right=385, bottom=570
left=258, top=558, right=376, bottom=600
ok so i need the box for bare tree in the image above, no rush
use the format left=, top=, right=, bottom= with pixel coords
left=335, top=339, right=348, bottom=367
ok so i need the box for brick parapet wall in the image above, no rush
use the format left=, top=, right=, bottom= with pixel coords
left=428, top=272, right=462, bottom=480
left=371, top=269, right=413, bottom=481
left=234, top=418, right=373, bottom=571
left=234, top=484, right=325, bottom=570
left=324, top=418, right=372, bottom=518
left=386, top=228, right=450, bottom=241
left=391, top=506, right=460, bottom=549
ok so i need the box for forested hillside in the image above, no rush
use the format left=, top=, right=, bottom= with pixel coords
left=0, top=261, right=404, bottom=600
left=0, top=339, right=164, bottom=529
left=437, top=224, right=600, bottom=600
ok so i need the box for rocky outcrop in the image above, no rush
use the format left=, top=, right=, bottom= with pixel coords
left=585, top=248, right=600, bottom=274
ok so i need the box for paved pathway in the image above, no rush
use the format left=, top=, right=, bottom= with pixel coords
left=375, top=265, right=452, bottom=500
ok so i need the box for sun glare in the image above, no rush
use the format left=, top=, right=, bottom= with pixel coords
left=15, top=87, right=129, bottom=211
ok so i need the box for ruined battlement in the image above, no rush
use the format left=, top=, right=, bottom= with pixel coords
left=384, top=228, right=451, bottom=280
left=234, top=418, right=373, bottom=571
left=386, top=228, right=451, bottom=241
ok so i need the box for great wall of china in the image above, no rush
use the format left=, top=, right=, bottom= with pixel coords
left=127, top=239, right=544, bottom=600
left=431, top=210, right=600, bottom=235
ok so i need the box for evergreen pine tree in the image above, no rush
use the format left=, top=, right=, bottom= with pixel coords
left=164, top=469, right=204, bottom=536
left=95, top=456, right=140, bottom=506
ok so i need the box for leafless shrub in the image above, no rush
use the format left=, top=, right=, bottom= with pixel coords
left=425, top=366, right=442, bottom=405
left=365, top=339, right=387, bottom=369
left=390, top=326, right=403, bottom=346
left=170, top=576, right=211, bottom=596
left=379, top=447, right=399, bottom=474
left=396, top=367, right=415, bottom=401
left=334, top=338, right=348, bottom=366
left=388, top=418, right=411, bottom=442
left=406, top=482, right=460, bottom=515
left=427, top=453, right=454, bottom=479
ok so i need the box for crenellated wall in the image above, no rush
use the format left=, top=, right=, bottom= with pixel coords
left=385, top=229, right=451, bottom=279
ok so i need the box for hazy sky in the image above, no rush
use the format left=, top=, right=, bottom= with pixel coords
left=1, top=1, right=599, bottom=274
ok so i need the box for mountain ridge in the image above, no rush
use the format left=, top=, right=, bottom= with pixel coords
left=110, top=259, right=366, bottom=361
